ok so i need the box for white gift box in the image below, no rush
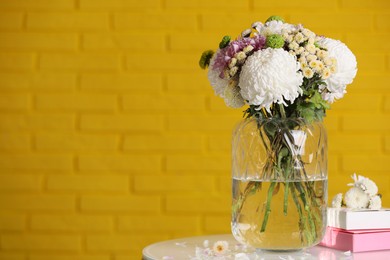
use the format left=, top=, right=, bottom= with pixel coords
left=327, top=207, right=390, bottom=230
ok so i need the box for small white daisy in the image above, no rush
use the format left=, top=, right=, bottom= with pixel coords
left=321, top=67, right=331, bottom=79
left=223, top=82, right=245, bottom=108
left=306, top=44, right=316, bottom=54
left=243, top=45, right=254, bottom=53
left=306, top=54, right=317, bottom=62
left=228, top=58, right=237, bottom=68
left=302, top=67, right=314, bottom=78
left=229, top=66, right=238, bottom=77
left=241, top=28, right=252, bottom=37
left=288, top=41, right=299, bottom=50
left=252, top=21, right=263, bottom=31
left=212, top=240, right=229, bottom=255
left=294, top=32, right=305, bottom=43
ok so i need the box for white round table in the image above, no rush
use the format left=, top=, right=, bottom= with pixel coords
left=142, top=234, right=390, bottom=259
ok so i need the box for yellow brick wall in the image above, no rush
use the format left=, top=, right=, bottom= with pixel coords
left=0, top=0, right=389, bottom=259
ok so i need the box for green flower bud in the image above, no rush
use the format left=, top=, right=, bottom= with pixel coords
left=199, top=50, right=214, bottom=69
left=265, top=15, right=285, bottom=23
left=266, top=34, right=285, bottom=49
left=219, top=35, right=231, bottom=49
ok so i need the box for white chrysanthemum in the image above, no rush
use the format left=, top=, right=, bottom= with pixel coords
left=349, top=173, right=364, bottom=184
left=321, top=88, right=346, bottom=103
left=260, top=20, right=295, bottom=36
left=368, top=195, right=382, bottom=210
left=357, top=178, right=378, bottom=197
left=331, top=193, right=343, bottom=208
left=348, top=173, right=379, bottom=197
left=344, top=187, right=370, bottom=209
left=318, top=37, right=357, bottom=103
left=207, top=52, right=229, bottom=97
left=212, top=240, right=229, bottom=255
left=239, top=48, right=303, bottom=111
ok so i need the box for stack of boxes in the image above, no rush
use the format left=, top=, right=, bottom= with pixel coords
left=320, top=208, right=390, bottom=252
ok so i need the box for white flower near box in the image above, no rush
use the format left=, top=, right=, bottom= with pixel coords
left=321, top=175, right=390, bottom=252
left=331, top=174, right=382, bottom=210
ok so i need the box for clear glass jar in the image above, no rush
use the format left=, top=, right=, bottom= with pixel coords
left=231, top=117, right=328, bottom=250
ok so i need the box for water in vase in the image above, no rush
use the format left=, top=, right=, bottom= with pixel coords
left=231, top=177, right=327, bottom=250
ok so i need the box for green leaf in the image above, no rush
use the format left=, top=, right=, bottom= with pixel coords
left=297, top=103, right=316, bottom=123
left=309, top=92, right=328, bottom=109
left=243, top=105, right=265, bottom=119
left=199, top=50, right=214, bottom=69
left=219, top=35, right=231, bottom=49
left=277, top=147, right=289, bottom=167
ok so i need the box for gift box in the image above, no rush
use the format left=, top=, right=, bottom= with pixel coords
left=321, top=207, right=390, bottom=252
left=320, top=226, right=390, bottom=252
left=327, top=207, right=390, bottom=230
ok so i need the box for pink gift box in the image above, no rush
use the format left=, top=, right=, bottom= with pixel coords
left=320, top=226, right=390, bottom=252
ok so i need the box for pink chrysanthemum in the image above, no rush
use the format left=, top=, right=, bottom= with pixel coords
left=212, top=35, right=266, bottom=77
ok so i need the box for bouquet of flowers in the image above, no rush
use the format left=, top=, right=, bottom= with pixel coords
left=199, top=16, right=358, bottom=249
left=199, top=15, right=357, bottom=120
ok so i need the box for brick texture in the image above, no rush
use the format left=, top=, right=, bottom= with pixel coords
left=0, top=1, right=389, bottom=258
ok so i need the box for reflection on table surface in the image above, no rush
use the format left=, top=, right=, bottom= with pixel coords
left=142, top=234, right=390, bottom=260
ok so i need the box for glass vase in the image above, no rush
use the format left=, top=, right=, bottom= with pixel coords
left=231, top=117, right=328, bottom=251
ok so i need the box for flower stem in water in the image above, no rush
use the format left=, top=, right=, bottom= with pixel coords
left=283, top=182, right=289, bottom=216
left=260, top=181, right=277, bottom=232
